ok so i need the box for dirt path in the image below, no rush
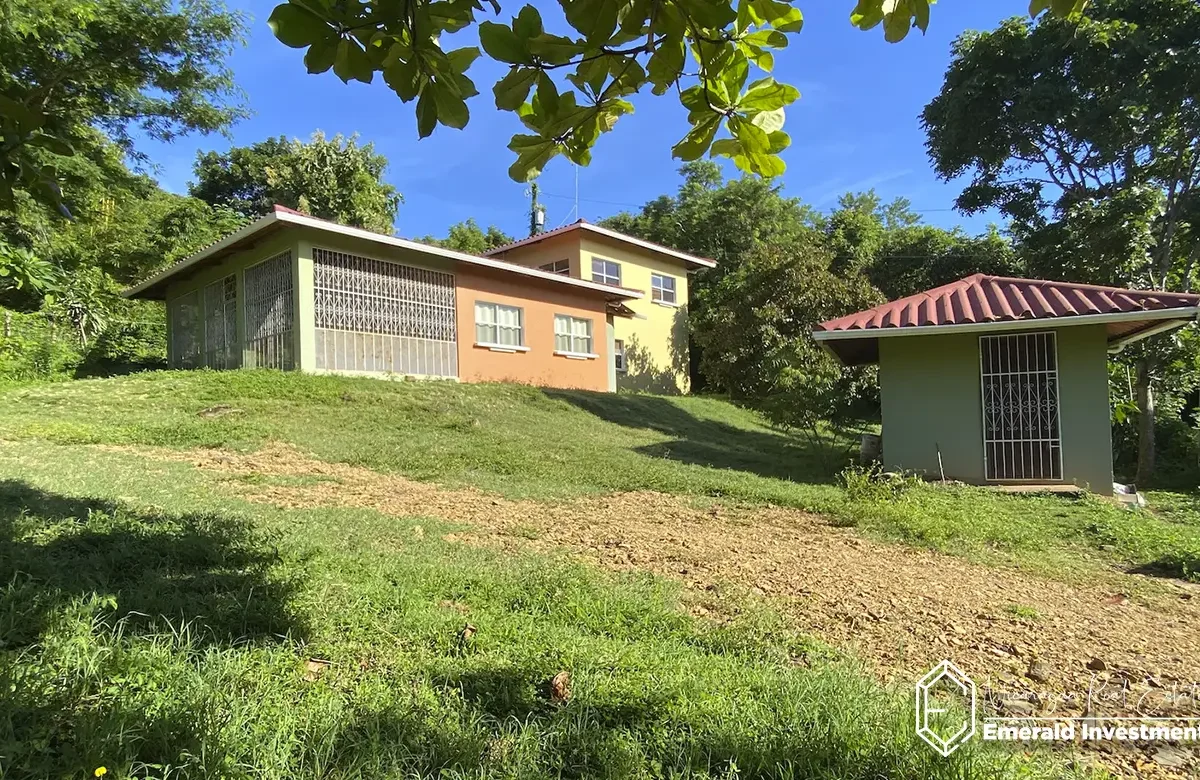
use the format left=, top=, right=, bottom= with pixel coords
left=135, top=443, right=1200, bottom=775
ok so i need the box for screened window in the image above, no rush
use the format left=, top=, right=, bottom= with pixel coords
left=651, top=273, right=677, bottom=304
left=475, top=302, right=524, bottom=347
left=540, top=259, right=570, bottom=275
left=554, top=315, right=593, bottom=355
left=591, top=258, right=621, bottom=286
left=614, top=339, right=626, bottom=373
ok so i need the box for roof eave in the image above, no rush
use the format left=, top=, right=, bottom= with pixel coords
left=123, top=209, right=645, bottom=302
left=813, top=306, right=1200, bottom=343
left=484, top=221, right=717, bottom=270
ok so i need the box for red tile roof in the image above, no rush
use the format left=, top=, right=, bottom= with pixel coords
left=818, top=274, right=1200, bottom=333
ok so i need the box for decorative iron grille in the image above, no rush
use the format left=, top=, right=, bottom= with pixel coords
left=203, top=274, right=238, bottom=369
left=244, top=251, right=294, bottom=369
left=312, top=247, right=457, bottom=377
left=980, top=332, right=1062, bottom=481
left=167, top=291, right=201, bottom=369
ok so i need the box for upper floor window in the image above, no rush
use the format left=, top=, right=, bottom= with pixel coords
left=591, top=257, right=621, bottom=286
left=651, top=274, right=677, bottom=305
left=554, top=314, right=594, bottom=356
left=540, top=259, right=570, bottom=275
left=475, top=301, right=524, bottom=347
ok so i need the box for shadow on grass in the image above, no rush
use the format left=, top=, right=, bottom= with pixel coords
left=0, top=479, right=306, bottom=649
left=544, top=389, right=850, bottom=483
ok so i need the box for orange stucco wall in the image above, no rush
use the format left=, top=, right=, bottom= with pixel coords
left=455, top=267, right=610, bottom=391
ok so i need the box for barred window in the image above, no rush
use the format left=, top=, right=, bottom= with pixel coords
left=244, top=251, right=294, bottom=370
left=313, top=248, right=456, bottom=341
left=554, top=314, right=593, bottom=355
left=203, top=274, right=238, bottom=369
left=168, top=291, right=201, bottom=368
left=475, top=302, right=524, bottom=347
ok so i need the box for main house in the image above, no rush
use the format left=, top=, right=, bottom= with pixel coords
left=123, top=206, right=715, bottom=393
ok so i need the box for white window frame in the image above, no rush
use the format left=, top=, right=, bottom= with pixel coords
left=475, top=301, right=529, bottom=352
left=539, top=259, right=571, bottom=276
left=651, top=273, right=678, bottom=305
left=554, top=314, right=596, bottom=358
left=614, top=339, right=626, bottom=373
left=591, top=257, right=621, bottom=286
left=979, top=331, right=1063, bottom=482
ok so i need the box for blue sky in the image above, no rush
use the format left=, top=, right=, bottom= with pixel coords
left=143, top=1, right=1031, bottom=239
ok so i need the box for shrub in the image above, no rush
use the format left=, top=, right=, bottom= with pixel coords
left=838, top=464, right=923, bottom=503
left=77, top=320, right=167, bottom=377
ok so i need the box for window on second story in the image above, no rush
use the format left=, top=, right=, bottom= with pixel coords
left=540, top=259, right=570, bottom=275
left=591, top=257, right=621, bottom=286
left=651, top=273, right=677, bottom=305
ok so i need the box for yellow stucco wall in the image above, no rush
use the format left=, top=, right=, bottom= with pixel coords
left=579, top=234, right=691, bottom=394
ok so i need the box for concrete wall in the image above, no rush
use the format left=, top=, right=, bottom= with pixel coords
left=455, top=266, right=610, bottom=391
left=878, top=324, right=1114, bottom=494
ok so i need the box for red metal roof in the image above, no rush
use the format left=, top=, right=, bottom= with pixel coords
left=484, top=219, right=717, bottom=269
left=818, top=274, right=1200, bottom=333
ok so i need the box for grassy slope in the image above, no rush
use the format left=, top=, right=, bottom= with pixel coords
left=2, top=370, right=1198, bottom=581
left=0, top=437, right=1064, bottom=779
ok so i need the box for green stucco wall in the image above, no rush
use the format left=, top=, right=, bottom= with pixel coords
left=878, top=324, right=1114, bottom=494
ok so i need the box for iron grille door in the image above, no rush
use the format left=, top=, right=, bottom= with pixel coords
left=980, top=332, right=1062, bottom=481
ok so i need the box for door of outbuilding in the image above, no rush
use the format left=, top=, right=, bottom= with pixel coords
left=979, top=331, right=1063, bottom=482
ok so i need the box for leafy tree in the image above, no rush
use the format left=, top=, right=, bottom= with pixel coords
left=923, top=0, right=1200, bottom=483
left=0, top=0, right=246, bottom=213
left=191, top=133, right=402, bottom=233
left=421, top=218, right=513, bottom=253
left=692, top=235, right=882, bottom=449
left=265, top=0, right=1087, bottom=183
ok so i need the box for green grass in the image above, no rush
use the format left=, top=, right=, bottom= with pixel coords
left=0, top=440, right=1074, bottom=780
left=2, top=370, right=1199, bottom=583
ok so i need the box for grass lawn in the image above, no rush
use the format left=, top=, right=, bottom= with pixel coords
left=0, top=437, right=1076, bottom=779
left=2, top=370, right=1198, bottom=583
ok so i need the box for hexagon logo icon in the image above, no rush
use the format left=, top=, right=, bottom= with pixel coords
left=915, top=659, right=977, bottom=757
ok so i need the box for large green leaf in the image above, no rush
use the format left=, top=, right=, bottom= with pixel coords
left=333, top=38, right=373, bottom=83
left=747, top=0, right=804, bottom=33
left=494, top=67, right=538, bottom=110
left=304, top=37, right=338, bottom=74
left=513, top=5, right=544, bottom=38
left=447, top=47, right=481, bottom=74
left=672, top=114, right=722, bottom=161
left=383, top=58, right=421, bottom=101
left=560, top=0, right=619, bottom=46
left=479, top=22, right=531, bottom=64
left=738, top=77, right=799, bottom=111
left=647, top=38, right=685, bottom=95
left=528, top=33, right=583, bottom=65
left=507, top=134, right=558, bottom=181
left=267, top=3, right=331, bottom=48
left=535, top=73, right=561, bottom=116
left=431, top=83, right=470, bottom=129
left=416, top=90, right=437, bottom=138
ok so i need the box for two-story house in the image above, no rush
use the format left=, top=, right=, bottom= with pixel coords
left=485, top=220, right=716, bottom=394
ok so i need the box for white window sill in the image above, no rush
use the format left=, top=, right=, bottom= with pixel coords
left=475, top=343, right=530, bottom=353
left=652, top=299, right=680, bottom=308
left=554, top=350, right=598, bottom=360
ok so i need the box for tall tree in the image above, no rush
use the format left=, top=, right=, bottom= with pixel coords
left=420, top=219, right=513, bottom=253
left=0, top=0, right=246, bottom=213
left=265, top=0, right=1087, bottom=183
left=191, top=133, right=402, bottom=234
left=922, top=0, right=1200, bottom=483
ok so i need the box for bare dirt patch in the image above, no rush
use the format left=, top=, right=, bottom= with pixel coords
left=129, top=442, right=1200, bottom=775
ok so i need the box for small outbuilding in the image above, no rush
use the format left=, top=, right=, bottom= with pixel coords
left=813, top=274, right=1200, bottom=495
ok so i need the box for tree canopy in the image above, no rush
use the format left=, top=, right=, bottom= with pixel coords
left=0, top=0, right=246, bottom=214
left=191, top=132, right=402, bottom=233
left=265, top=0, right=1089, bottom=183
left=923, top=0, right=1200, bottom=482
left=420, top=218, right=513, bottom=253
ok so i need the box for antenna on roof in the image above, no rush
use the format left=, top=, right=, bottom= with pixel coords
left=525, top=182, right=545, bottom=237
